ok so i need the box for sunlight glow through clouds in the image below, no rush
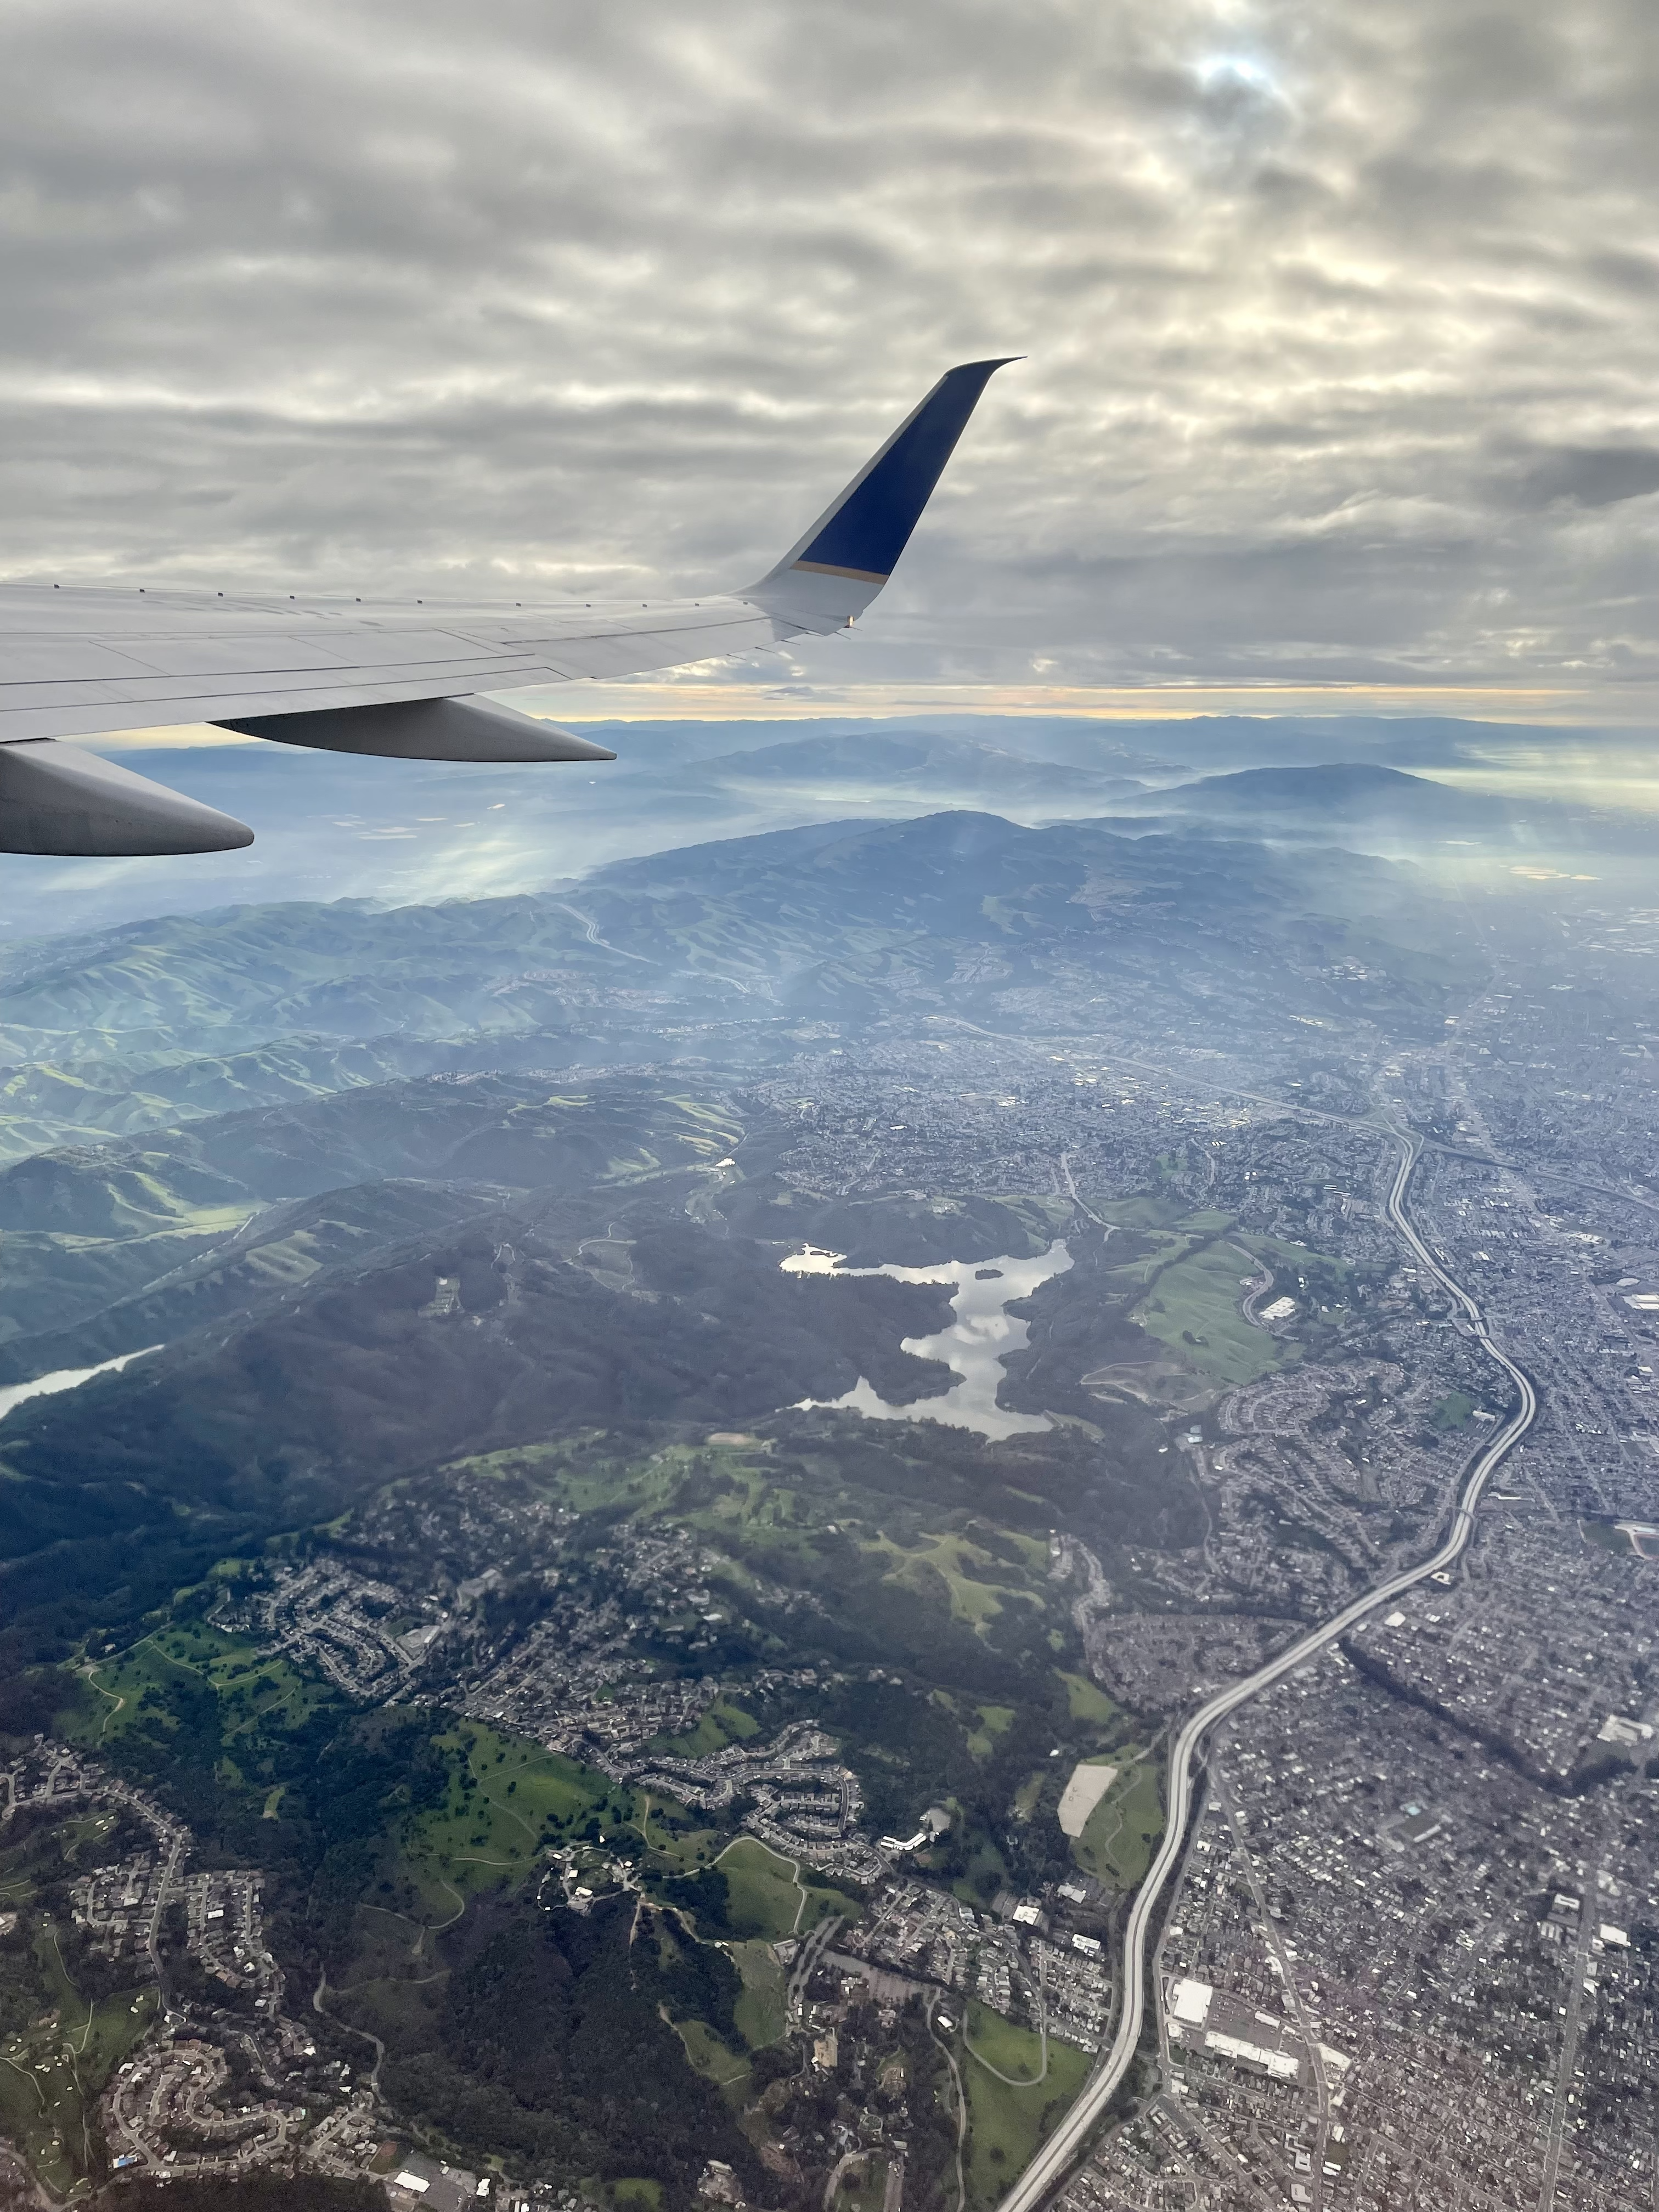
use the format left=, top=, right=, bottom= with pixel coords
left=1193, top=53, right=1280, bottom=93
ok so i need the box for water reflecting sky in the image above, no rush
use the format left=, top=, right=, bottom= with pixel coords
left=785, top=1239, right=1074, bottom=1440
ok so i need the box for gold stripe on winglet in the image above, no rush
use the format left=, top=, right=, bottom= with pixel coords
left=792, top=560, right=890, bottom=583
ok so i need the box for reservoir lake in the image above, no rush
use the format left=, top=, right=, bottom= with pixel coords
left=780, top=1238, right=1073, bottom=1440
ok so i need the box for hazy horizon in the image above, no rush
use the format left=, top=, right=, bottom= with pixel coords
left=0, top=709, right=1650, bottom=939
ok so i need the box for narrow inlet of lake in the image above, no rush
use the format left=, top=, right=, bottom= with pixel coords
left=0, top=1346, right=161, bottom=1426
left=781, top=1239, right=1072, bottom=1440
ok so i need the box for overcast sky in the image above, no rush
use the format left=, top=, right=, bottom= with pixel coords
left=3, top=0, right=1657, bottom=722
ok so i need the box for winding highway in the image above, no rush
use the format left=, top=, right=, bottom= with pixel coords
left=997, top=1123, right=1539, bottom=2212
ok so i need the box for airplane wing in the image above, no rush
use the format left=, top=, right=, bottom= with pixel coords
left=0, top=359, right=1013, bottom=855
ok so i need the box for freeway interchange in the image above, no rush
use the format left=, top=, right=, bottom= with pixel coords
left=996, top=1124, right=1540, bottom=2212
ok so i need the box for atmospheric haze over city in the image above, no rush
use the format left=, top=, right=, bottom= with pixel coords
left=1, top=6, right=1657, bottom=2212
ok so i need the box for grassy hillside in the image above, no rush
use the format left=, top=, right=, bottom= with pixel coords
left=3, top=810, right=1484, bottom=1160
left=0, top=1074, right=746, bottom=1374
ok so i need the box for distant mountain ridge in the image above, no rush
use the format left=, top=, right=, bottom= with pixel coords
left=685, top=729, right=1147, bottom=806
left=4, top=712, right=1647, bottom=939
left=2, top=807, right=1452, bottom=1060
left=0, top=805, right=1493, bottom=1391
left=1125, top=761, right=1506, bottom=827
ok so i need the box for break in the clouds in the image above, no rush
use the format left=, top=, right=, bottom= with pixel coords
left=2, top=0, right=1657, bottom=706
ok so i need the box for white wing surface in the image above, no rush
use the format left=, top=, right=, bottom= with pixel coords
left=0, top=359, right=1012, bottom=853
left=0, top=588, right=797, bottom=746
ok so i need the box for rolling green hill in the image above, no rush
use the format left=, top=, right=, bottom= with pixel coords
left=0, top=1079, right=744, bottom=1368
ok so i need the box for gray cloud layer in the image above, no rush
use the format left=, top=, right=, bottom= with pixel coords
left=2, top=0, right=1656, bottom=699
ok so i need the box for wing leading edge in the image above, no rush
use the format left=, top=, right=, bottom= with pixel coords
left=0, top=359, right=1013, bottom=854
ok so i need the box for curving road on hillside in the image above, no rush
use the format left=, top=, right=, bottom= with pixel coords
left=997, top=1125, right=1539, bottom=2212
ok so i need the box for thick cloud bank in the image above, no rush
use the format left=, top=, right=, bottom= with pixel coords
left=2, top=0, right=1656, bottom=702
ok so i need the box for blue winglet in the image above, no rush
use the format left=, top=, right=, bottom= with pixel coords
left=788, top=359, right=1017, bottom=584
left=749, top=361, right=1017, bottom=623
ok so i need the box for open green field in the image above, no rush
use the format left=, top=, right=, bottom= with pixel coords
left=0, top=1967, right=153, bottom=2196
left=656, top=1696, right=760, bottom=1759
left=402, top=1725, right=614, bottom=1907
left=730, top=1940, right=788, bottom=2049
left=963, top=2000, right=1043, bottom=2082
left=958, top=2007, right=1090, bottom=2209
left=967, top=1705, right=1015, bottom=1757
left=716, top=1837, right=840, bottom=1940
left=673, top=2016, right=750, bottom=2085
left=1133, top=1235, right=1283, bottom=1387
left=1087, top=1207, right=1350, bottom=1391
left=1090, top=1195, right=1192, bottom=1231
left=692, top=1456, right=828, bottom=1553
left=446, top=1433, right=787, bottom=1536
left=0, top=1793, right=167, bottom=2196
left=1056, top=1671, right=1120, bottom=1731
left=72, top=1986, right=156, bottom=2083
left=867, top=1528, right=1046, bottom=1633
left=608, top=2181, right=666, bottom=2212
left=1070, top=1756, right=1165, bottom=1892
left=0, top=2044, right=77, bottom=2197
left=440, top=1433, right=686, bottom=1519
left=641, top=1814, right=729, bottom=1876
left=71, top=1623, right=331, bottom=1754
left=1099, top=1227, right=1203, bottom=1289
